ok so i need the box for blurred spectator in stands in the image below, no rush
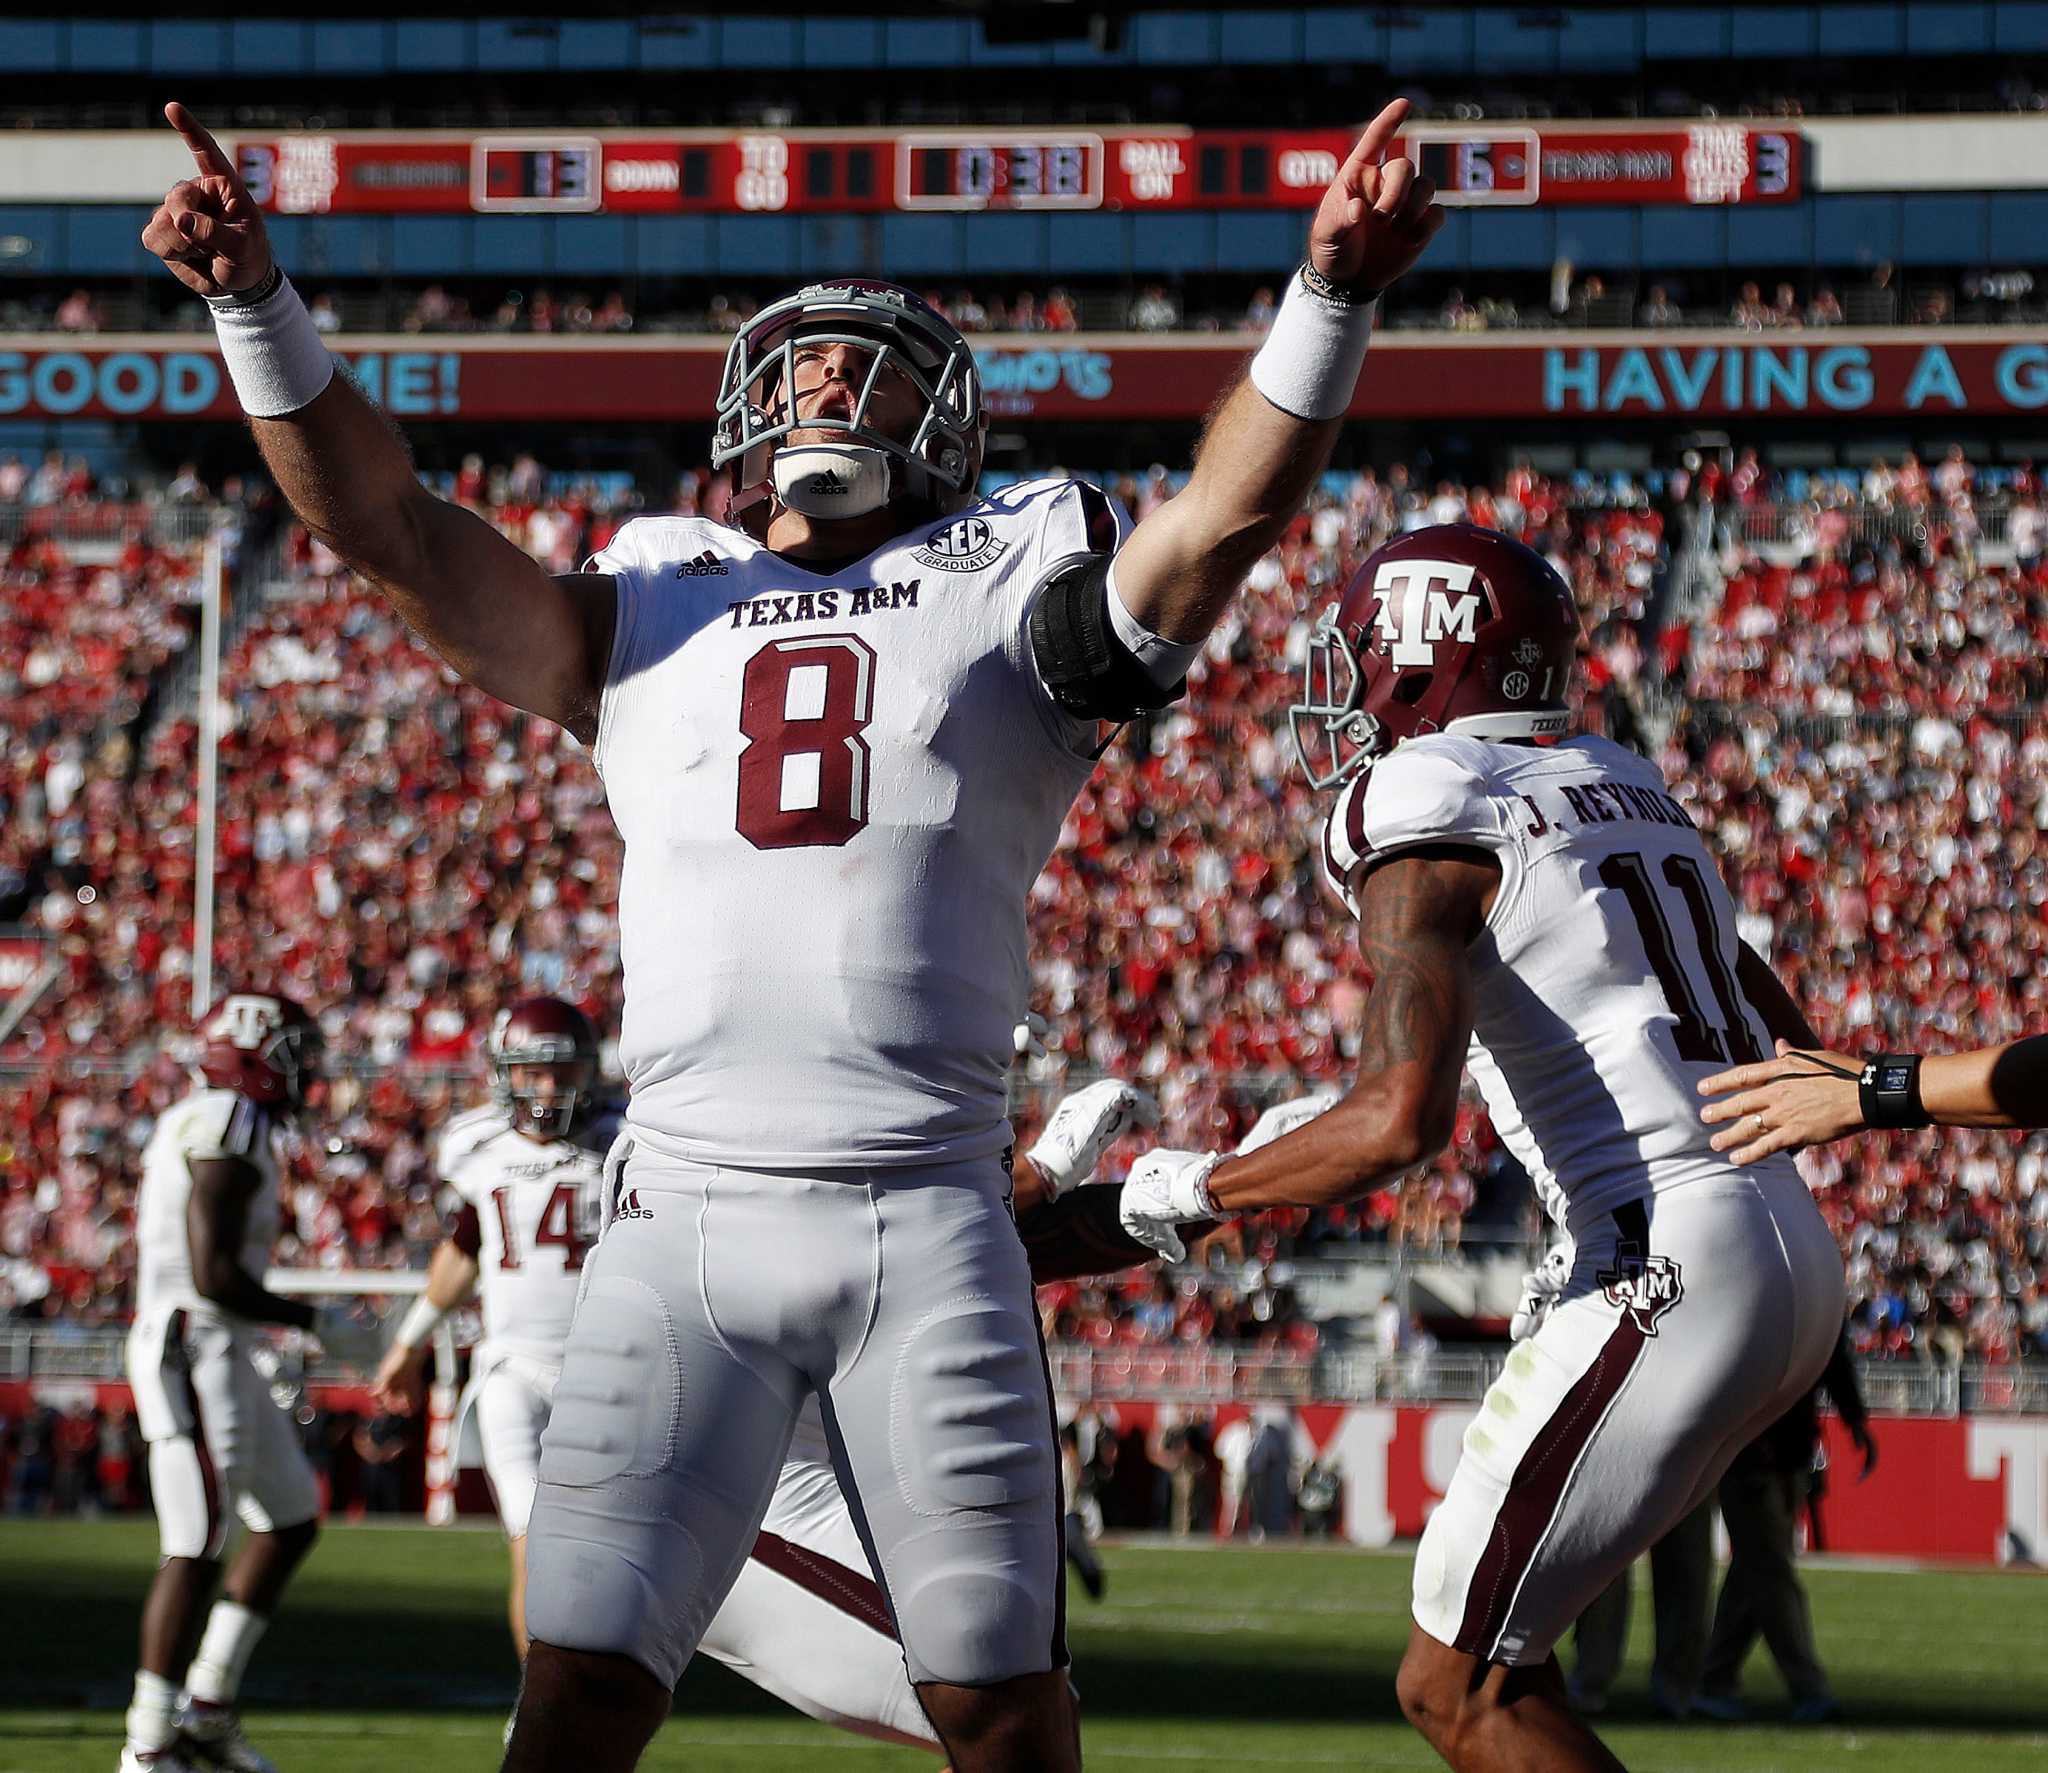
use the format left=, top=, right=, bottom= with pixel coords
left=1241, top=286, right=1277, bottom=331
left=1640, top=284, right=1682, bottom=327
left=0, top=454, right=25, bottom=502
left=592, top=290, right=632, bottom=333
left=2012, top=494, right=2045, bottom=571
left=1043, top=287, right=1079, bottom=332
left=352, top=1409, right=409, bottom=1514
left=1730, top=281, right=1769, bottom=330
left=1565, top=272, right=1607, bottom=326
left=307, top=291, right=342, bottom=335
left=948, top=289, right=988, bottom=333
left=1806, top=285, right=1845, bottom=327
left=24, top=449, right=68, bottom=506
left=406, top=284, right=457, bottom=332
left=1440, top=287, right=1486, bottom=332
left=1914, top=285, right=1954, bottom=325
left=1769, top=283, right=1803, bottom=329
left=1009, top=290, right=1042, bottom=332
left=54, top=288, right=104, bottom=334
left=1127, top=283, right=1179, bottom=332
left=164, top=462, right=208, bottom=505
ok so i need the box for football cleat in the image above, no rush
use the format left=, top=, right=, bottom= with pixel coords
left=1691, top=1691, right=1748, bottom=1722
left=119, top=1747, right=204, bottom=1773
left=174, top=1702, right=279, bottom=1773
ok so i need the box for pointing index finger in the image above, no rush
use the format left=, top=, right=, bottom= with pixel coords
left=1347, top=98, right=1412, bottom=178
left=165, top=102, right=236, bottom=180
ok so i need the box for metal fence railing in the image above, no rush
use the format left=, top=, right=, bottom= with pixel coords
left=0, top=500, right=217, bottom=547
left=10, top=1320, right=2042, bottom=1416
left=1721, top=499, right=2014, bottom=553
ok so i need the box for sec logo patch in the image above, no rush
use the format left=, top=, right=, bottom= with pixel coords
left=913, top=517, right=1008, bottom=572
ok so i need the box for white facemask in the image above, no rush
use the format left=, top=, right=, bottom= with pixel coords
left=772, top=444, right=893, bottom=518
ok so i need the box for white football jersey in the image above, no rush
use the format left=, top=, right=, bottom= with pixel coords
left=438, top=1104, right=613, bottom=1366
left=1323, top=733, right=1796, bottom=1229
left=135, top=1086, right=281, bottom=1320
left=588, top=477, right=1123, bottom=1167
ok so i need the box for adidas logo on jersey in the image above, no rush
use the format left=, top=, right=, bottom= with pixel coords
left=675, top=550, right=729, bottom=577
left=611, top=1185, right=656, bottom=1222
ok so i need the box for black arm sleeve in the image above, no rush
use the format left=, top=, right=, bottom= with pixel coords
left=1017, top=1185, right=1214, bottom=1283
left=1027, top=554, right=1188, bottom=723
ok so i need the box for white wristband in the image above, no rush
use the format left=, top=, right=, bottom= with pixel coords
left=207, top=270, right=336, bottom=418
left=395, top=1295, right=447, bottom=1350
left=1105, top=562, right=1204, bottom=688
left=1248, top=271, right=1375, bottom=423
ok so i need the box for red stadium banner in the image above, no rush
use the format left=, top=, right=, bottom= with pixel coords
left=227, top=123, right=1802, bottom=216
left=2, top=333, right=2042, bottom=424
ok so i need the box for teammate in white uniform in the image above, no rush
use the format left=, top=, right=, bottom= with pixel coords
left=121, top=994, right=341, bottom=1773
left=380, top=1071, right=1163, bottom=1755
left=1119, top=525, right=1846, bottom=1773
left=373, top=997, right=613, bottom=1655
left=148, top=95, right=1443, bottom=1772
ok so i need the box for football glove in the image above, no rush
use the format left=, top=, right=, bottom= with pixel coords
left=1118, top=1149, right=1224, bottom=1263
left=1013, top=1012, right=1051, bottom=1062
left=1509, top=1242, right=1575, bottom=1343
left=1235, top=1089, right=1343, bottom=1155
left=1025, top=1079, right=1160, bottom=1200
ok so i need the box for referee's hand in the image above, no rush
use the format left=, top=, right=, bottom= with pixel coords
left=1699, top=1039, right=1866, bottom=1164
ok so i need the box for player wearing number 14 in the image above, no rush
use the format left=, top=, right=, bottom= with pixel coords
left=1118, top=525, right=1847, bottom=1773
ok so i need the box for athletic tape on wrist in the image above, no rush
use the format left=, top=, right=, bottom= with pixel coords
left=1105, top=562, right=1204, bottom=689
left=395, top=1294, right=447, bottom=1349
left=1248, top=269, right=1375, bottom=423
left=207, top=270, right=336, bottom=418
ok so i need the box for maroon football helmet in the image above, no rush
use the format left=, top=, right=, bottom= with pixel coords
left=488, top=996, right=599, bottom=1141
left=198, top=992, right=322, bottom=1111
left=1291, top=523, right=1580, bottom=789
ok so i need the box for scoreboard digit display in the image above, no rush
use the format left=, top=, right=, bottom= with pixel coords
left=471, top=137, right=603, bottom=212
left=1404, top=130, right=1541, bottom=206
left=896, top=134, right=1104, bottom=210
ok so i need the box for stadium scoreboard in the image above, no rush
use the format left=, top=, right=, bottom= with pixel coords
left=234, top=124, right=1802, bottom=216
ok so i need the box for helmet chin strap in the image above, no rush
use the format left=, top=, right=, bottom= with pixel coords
left=772, top=444, right=893, bottom=518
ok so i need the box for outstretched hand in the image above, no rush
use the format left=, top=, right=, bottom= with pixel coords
left=140, top=103, right=274, bottom=297
left=1308, top=98, right=1444, bottom=295
left=1698, top=1039, right=1865, bottom=1165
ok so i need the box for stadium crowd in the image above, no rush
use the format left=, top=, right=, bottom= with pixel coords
left=6, top=263, right=2040, bottom=340
left=2, top=446, right=2045, bottom=1372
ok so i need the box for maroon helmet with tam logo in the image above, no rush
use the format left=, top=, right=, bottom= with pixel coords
left=198, top=992, right=322, bottom=1111
left=1290, top=523, right=1580, bottom=789
left=710, top=279, right=984, bottom=532
left=488, top=996, right=598, bottom=1140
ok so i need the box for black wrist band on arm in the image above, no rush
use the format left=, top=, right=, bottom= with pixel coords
left=1859, top=1053, right=1929, bottom=1130
left=1298, top=262, right=1380, bottom=307
left=204, top=262, right=284, bottom=309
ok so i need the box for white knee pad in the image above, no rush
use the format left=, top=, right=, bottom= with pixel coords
left=526, top=1279, right=702, bottom=1684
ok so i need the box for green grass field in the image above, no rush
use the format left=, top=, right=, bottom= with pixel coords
left=2, top=1520, right=2044, bottom=1771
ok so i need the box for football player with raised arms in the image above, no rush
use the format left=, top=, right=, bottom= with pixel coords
left=1118, top=526, right=1847, bottom=1773
left=121, top=993, right=348, bottom=1773
left=143, top=95, right=1442, bottom=1770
